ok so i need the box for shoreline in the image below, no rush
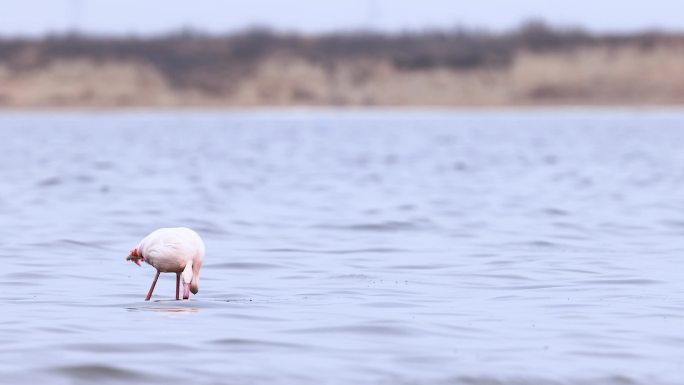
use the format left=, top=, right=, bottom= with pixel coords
left=1, top=104, right=684, bottom=115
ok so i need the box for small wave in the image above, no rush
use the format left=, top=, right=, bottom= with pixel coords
left=502, top=240, right=602, bottom=252
left=29, top=239, right=111, bottom=250
left=36, top=177, right=62, bottom=187
left=209, top=338, right=306, bottom=350
left=491, top=284, right=566, bottom=290
left=288, top=324, right=415, bottom=336
left=570, top=350, right=643, bottom=359
left=52, top=364, right=148, bottom=381
left=362, top=301, right=422, bottom=308
left=471, top=273, right=533, bottom=281
left=74, top=174, right=95, bottom=183
left=579, top=279, right=662, bottom=285
left=389, top=264, right=451, bottom=270
left=442, top=375, right=640, bottom=385
left=328, top=274, right=374, bottom=279
left=442, top=376, right=561, bottom=385
left=59, top=239, right=111, bottom=249
left=660, top=219, right=684, bottom=228
left=540, top=207, right=570, bottom=216
left=261, top=247, right=405, bottom=254
left=93, top=160, right=114, bottom=170
left=523, top=240, right=563, bottom=248
left=10, top=272, right=51, bottom=280
left=64, top=342, right=187, bottom=353
left=314, top=220, right=430, bottom=232
left=211, top=262, right=284, bottom=270
left=554, top=268, right=600, bottom=275
left=127, top=307, right=200, bottom=313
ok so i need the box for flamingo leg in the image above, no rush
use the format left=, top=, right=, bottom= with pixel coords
left=145, top=270, right=161, bottom=301
left=176, top=273, right=180, bottom=300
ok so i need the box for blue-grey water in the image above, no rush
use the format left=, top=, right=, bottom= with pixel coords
left=1, top=110, right=683, bottom=385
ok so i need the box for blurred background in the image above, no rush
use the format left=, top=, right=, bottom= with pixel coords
left=3, top=3, right=684, bottom=385
left=1, top=0, right=683, bottom=108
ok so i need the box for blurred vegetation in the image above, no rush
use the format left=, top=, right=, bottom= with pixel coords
left=1, top=21, right=683, bottom=107
left=1, top=21, right=680, bottom=93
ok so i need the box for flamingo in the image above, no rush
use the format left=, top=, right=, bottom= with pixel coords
left=126, top=227, right=205, bottom=301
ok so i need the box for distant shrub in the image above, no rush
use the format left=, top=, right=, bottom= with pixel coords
left=0, top=22, right=680, bottom=92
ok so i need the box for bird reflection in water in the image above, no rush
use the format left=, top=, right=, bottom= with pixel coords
left=126, top=305, right=200, bottom=314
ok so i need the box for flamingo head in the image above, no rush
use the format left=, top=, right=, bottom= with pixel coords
left=125, top=248, right=144, bottom=266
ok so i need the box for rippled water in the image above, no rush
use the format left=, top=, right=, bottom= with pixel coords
left=1, top=109, right=683, bottom=385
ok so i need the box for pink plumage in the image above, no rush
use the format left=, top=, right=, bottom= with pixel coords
left=127, top=227, right=205, bottom=301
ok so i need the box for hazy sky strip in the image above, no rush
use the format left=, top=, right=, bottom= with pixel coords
left=1, top=0, right=683, bottom=36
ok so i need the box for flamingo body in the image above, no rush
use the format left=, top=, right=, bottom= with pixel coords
left=127, top=227, right=205, bottom=300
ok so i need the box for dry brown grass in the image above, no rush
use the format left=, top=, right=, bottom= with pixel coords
left=0, top=59, right=182, bottom=107
left=1, top=43, right=683, bottom=108
left=509, top=45, right=684, bottom=104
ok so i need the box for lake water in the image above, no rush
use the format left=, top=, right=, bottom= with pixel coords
left=1, top=109, right=683, bottom=385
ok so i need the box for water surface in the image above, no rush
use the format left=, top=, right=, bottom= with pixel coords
left=1, top=110, right=683, bottom=384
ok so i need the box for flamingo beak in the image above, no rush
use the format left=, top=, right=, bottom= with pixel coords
left=126, top=248, right=142, bottom=267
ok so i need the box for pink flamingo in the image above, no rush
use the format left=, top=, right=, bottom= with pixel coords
left=126, top=227, right=205, bottom=301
